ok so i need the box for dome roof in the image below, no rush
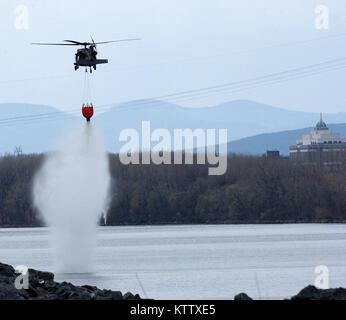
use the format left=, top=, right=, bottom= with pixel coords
left=315, top=113, right=328, bottom=131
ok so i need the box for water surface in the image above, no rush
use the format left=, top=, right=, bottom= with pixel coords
left=0, top=224, right=345, bottom=299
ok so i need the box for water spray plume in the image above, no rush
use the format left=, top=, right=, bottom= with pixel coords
left=33, top=123, right=110, bottom=273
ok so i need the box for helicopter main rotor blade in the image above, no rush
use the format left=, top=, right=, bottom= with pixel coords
left=64, top=40, right=88, bottom=45
left=31, top=42, right=78, bottom=46
left=31, top=38, right=141, bottom=46
left=94, top=38, right=141, bottom=45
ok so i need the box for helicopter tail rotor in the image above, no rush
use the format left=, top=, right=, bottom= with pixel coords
left=91, top=37, right=96, bottom=48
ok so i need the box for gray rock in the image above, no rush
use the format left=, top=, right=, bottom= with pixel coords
left=123, top=292, right=135, bottom=300
left=0, top=284, right=23, bottom=300
left=68, top=291, right=84, bottom=300
left=124, top=292, right=141, bottom=300
left=82, top=285, right=98, bottom=292
left=291, top=285, right=346, bottom=300
left=28, top=269, right=54, bottom=288
left=29, top=269, right=54, bottom=281
left=18, top=289, right=30, bottom=299
left=26, top=285, right=40, bottom=298
left=234, top=293, right=253, bottom=300
left=111, top=291, right=123, bottom=300
left=0, top=263, right=15, bottom=278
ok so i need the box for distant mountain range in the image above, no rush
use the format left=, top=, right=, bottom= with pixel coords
left=1, top=100, right=346, bottom=154
left=227, top=123, right=346, bottom=156
left=0, top=103, right=78, bottom=155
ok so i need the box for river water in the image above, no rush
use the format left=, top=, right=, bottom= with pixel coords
left=0, top=224, right=345, bottom=299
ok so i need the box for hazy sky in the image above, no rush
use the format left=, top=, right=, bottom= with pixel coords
left=1, top=0, right=346, bottom=113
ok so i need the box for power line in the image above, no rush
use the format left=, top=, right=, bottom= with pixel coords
left=1, top=58, right=345, bottom=125
left=0, top=56, right=345, bottom=127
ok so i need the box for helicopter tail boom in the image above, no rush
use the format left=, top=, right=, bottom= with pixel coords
left=95, top=59, right=108, bottom=65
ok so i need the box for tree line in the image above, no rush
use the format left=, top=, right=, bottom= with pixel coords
left=1, top=152, right=346, bottom=227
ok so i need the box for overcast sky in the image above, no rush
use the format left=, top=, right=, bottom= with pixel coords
left=1, top=0, right=346, bottom=113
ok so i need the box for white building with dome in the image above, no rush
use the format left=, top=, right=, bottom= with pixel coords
left=290, top=114, right=346, bottom=168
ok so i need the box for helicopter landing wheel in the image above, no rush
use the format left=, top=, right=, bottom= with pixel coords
left=89, top=67, right=92, bottom=74
left=93, top=65, right=96, bottom=71
left=74, top=65, right=79, bottom=71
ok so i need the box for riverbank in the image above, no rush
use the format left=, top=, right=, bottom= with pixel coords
left=1, top=220, right=346, bottom=229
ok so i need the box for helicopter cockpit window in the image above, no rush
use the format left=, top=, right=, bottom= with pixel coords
left=77, top=52, right=86, bottom=61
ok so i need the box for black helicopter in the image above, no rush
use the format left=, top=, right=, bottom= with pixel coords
left=31, top=38, right=140, bottom=73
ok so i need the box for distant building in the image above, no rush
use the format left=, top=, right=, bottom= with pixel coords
left=289, top=114, right=346, bottom=169
left=266, top=150, right=280, bottom=159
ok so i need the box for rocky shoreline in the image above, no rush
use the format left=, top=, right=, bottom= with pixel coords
left=1, top=262, right=346, bottom=300
left=0, top=262, right=141, bottom=300
left=235, top=286, right=346, bottom=300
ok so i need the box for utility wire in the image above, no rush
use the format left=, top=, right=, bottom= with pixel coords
left=2, top=56, right=346, bottom=122
left=0, top=57, right=345, bottom=127
left=1, top=59, right=345, bottom=126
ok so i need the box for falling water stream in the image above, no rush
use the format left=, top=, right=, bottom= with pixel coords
left=33, top=123, right=110, bottom=273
